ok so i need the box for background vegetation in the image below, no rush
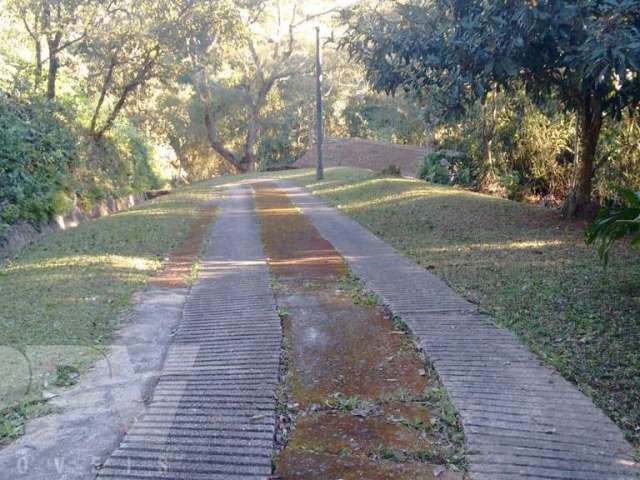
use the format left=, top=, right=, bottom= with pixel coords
left=2, top=0, right=640, bottom=235
left=0, top=0, right=425, bottom=239
left=343, top=0, right=640, bottom=217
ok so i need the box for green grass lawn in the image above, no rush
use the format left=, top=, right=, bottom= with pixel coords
left=274, top=167, right=640, bottom=446
left=0, top=181, right=218, bottom=441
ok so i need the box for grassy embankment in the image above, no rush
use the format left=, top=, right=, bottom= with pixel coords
left=274, top=167, right=640, bottom=447
left=0, top=180, right=219, bottom=441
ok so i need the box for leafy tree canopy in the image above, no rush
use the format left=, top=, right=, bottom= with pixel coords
left=343, top=0, right=640, bottom=214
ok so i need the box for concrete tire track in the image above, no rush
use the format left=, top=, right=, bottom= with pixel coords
left=97, top=184, right=281, bottom=480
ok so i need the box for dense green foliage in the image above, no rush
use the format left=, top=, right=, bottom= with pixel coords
left=0, top=0, right=230, bottom=232
left=0, top=94, right=77, bottom=225
left=0, top=92, right=161, bottom=232
left=1, top=0, right=427, bottom=231
left=429, top=90, right=640, bottom=205
left=418, top=151, right=470, bottom=186
left=342, top=0, right=640, bottom=215
left=586, top=188, right=640, bottom=265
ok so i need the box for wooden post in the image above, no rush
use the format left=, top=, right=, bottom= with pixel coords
left=315, top=26, right=324, bottom=180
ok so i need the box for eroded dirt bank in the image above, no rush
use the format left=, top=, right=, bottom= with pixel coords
left=254, top=182, right=464, bottom=480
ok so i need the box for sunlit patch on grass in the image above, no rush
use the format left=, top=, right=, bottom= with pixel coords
left=8, top=255, right=159, bottom=273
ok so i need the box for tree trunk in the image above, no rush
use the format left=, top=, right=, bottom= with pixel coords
left=562, top=95, right=603, bottom=217
left=242, top=115, right=260, bottom=171
left=46, top=33, right=62, bottom=99
left=168, top=135, right=189, bottom=183
left=46, top=52, right=58, bottom=99
left=34, top=39, right=43, bottom=91
left=203, top=110, right=248, bottom=173
left=480, top=89, right=497, bottom=188
left=90, top=58, right=116, bottom=137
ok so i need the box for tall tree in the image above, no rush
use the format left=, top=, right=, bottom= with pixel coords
left=85, top=0, right=237, bottom=140
left=343, top=0, right=640, bottom=215
left=8, top=0, right=109, bottom=98
left=189, top=0, right=311, bottom=172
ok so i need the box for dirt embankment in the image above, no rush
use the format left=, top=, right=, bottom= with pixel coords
left=0, top=190, right=170, bottom=259
left=295, top=138, right=428, bottom=177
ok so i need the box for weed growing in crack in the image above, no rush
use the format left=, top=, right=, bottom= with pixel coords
left=378, top=446, right=403, bottom=462
left=270, top=277, right=283, bottom=291
left=337, top=269, right=467, bottom=470
left=187, top=259, right=202, bottom=285
left=273, top=305, right=296, bottom=464
left=338, top=273, right=379, bottom=306
left=399, top=416, right=428, bottom=431
left=391, top=314, right=411, bottom=334
left=325, top=393, right=366, bottom=413
left=376, top=445, right=449, bottom=465
left=53, top=364, right=81, bottom=387
left=420, top=363, right=467, bottom=470
left=337, top=447, right=350, bottom=457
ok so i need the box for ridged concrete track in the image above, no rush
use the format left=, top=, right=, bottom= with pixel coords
left=98, top=185, right=280, bottom=480
left=277, top=180, right=639, bottom=480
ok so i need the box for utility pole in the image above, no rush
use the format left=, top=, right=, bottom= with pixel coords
left=315, top=26, right=324, bottom=180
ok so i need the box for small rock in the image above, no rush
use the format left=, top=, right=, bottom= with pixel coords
left=418, top=369, right=426, bottom=376
left=42, top=390, right=58, bottom=400
left=433, top=465, right=446, bottom=477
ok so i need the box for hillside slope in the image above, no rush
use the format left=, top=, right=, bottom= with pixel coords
left=295, top=137, right=427, bottom=176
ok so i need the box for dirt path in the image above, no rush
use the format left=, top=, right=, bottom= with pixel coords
left=254, top=182, right=464, bottom=480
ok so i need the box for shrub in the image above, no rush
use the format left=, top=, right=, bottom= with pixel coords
left=419, top=151, right=471, bottom=186
left=0, top=204, right=19, bottom=224
left=594, top=113, right=640, bottom=203
left=379, top=164, right=402, bottom=177
left=0, top=91, right=162, bottom=229
left=500, top=171, right=522, bottom=200
left=49, top=190, right=74, bottom=216
left=0, top=93, right=77, bottom=225
left=585, top=187, right=640, bottom=266
left=433, top=90, right=576, bottom=201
